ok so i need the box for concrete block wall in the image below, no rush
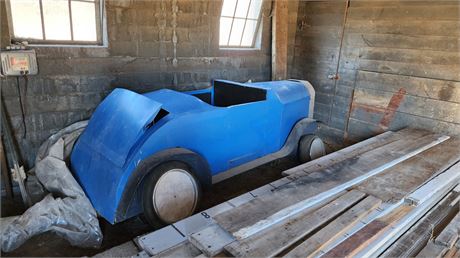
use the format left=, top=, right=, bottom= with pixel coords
left=0, top=0, right=272, bottom=167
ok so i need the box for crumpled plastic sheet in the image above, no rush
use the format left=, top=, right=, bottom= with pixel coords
left=1, top=120, right=103, bottom=252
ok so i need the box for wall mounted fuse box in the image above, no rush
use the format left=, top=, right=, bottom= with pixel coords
left=1, top=50, right=38, bottom=76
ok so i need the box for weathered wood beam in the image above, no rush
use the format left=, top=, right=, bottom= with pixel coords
left=272, top=0, right=289, bottom=80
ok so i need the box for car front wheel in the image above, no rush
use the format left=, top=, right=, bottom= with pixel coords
left=142, top=161, right=201, bottom=228
left=298, top=135, right=326, bottom=163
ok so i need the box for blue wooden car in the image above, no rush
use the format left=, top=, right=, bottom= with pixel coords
left=70, top=79, right=325, bottom=226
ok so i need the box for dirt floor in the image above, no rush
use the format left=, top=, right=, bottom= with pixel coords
left=1, top=158, right=298, bottom=257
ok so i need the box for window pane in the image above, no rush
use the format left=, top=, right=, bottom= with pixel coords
left=228, top=18, right=245, bottom=46
left=234, top=0, right=250, bottom=18
left=221, top=0, right=237, bottom=17
left=247, top=0, right=262, bottom=19
left=42, top=0, right=72, bottom=40
left=10, top=0, right=43, bottom=39
left=71, top=1, right=97, bottom=41
left=219, top=17, right=232, bottom=46
left=241, top=19, right=257, bottom=47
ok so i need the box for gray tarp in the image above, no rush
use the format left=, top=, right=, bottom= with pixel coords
left=1, top=121, right=102, bottom=252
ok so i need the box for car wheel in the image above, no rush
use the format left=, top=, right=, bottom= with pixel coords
left=142, top=161, right=201, bottom=228
left=298, top=135, right=326, bottom=163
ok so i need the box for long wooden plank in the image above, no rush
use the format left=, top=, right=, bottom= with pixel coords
left=356, top=138, right=460, bottom=202
left=352, top=88, right=460, bottom=124
left=224, top=190, right=366, bottom=257
left=232, top=134, right=449, bottom=240
left=284, top=195, right=382, bottom=258
left=355, top=70, right=460, bottom=104
left=348, top=4, right=460, bottom=21
left=348, top=111, right=460, bottom=142
left=284, top=128, right=431, bottom=178
left=416, top=242, right=448, bottom=258
left=345, top=33, right=460, bottom=52
left=214, top=133, right=448, bottom=235
left=357, top=59, right=460, bottom=82
left=381, top=192, right=460, bottom=257
left=323, top=205, right=413, bottom=258
left=356, top=162, right=460, bottom=257
left=434, top=212, right=460, bottom=248
left=346, top=19, right=460, bottom=37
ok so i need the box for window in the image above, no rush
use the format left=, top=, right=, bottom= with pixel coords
left=7, top=0, right=104, bottom=45
left=219, top=0, right=262, bottom=48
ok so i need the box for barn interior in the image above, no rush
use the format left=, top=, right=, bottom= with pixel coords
left=1, top=0, right=459, bottom=257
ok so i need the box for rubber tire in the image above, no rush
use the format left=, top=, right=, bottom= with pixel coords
left=142, top=161, right=201, bottom=228
left=298, top=135, right=326, bottom=163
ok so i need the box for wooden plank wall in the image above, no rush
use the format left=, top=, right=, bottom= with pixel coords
left=290, top=0, right=460, bottom=147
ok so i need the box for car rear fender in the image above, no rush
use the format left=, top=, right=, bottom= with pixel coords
left=114, top=148, right=211, bottom=223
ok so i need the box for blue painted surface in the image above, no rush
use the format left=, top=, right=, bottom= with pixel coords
left=71, top=80, right=314, bottom=223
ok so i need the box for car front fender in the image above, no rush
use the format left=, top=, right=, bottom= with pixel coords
left=114, top=148, right=212, bottom=223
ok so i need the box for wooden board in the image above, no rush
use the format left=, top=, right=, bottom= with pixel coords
left=153, top=241, right=202, bottom=258
left=323, top=205, right=413, bottom=257
left=284, top=128, right=431, bottom=178
left=434, top=212, right=460, bottom=248
left=381, top=193, right=460, bottom=257
left=214, top=132, right=446, bottom=235
left=355, top=138, right=460, bottom=202
left=224, top=190, right=366, bottom=257
left=416, top=242, right=448, bottom=258
left=284, top=195, right=382, bottom=258
left=355, top=70, right=460, bottom=104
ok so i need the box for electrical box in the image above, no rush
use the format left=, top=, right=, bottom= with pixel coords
left=1, top=50, right=38, bottom=76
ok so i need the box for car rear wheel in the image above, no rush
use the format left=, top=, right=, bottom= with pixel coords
left=142, top=161, right=201, bottom=228
left=298, top=135, right=326, bottom=163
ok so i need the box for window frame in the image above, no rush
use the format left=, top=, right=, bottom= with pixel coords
left=6, top=0, right=106, bottom=46
left=219, top=0, right=263, bottom=49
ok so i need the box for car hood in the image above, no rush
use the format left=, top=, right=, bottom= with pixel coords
left=75, top=88, right=162, bottom=168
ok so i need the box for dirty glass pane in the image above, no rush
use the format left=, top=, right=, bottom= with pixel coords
left=10, top=0, right=43, bottom=39
left=219, top=17, right=233, bottom=46
left=71, top=1, right=97, bottom=41
left=247, top=0, right=262, bottom=19
left=221, top=0, right=237, bottom=17
left=234, top=0, right=251, bottom=18
left=228, top=18, right=245, bottom=46
left=42, top=0, right=72, bottom=40
left=241, top=19, right=257, bottom=46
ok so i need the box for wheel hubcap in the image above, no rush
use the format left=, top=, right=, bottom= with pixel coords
left=309, top=138, right=326, bottom=160
left=152, top=169, right=198, bottom=224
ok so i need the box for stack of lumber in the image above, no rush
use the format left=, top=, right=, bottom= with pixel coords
left=129, top=128, right=460, bottom=258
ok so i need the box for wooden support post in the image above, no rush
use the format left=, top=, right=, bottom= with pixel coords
left=272, top=0, right=289, bottom=81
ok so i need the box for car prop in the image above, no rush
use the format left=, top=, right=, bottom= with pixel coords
left=70, top=79, right=326, bottom=226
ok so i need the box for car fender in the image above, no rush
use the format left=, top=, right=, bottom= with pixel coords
left=114, top=148, right=212, bottom=222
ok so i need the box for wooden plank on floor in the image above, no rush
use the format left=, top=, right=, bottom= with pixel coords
left=284, top=195, right=382, bottom=258
left=152, top=241, right=202, bottom=258
left=381, top=192, right=460, bottom=257
left=434, top=212, right=460, bottom=248
left=355, top=138, right=460, bottom=202
left=444, top=245, right=459, bottom=258
left=416, top=242, right=448, bottom=258
left=283, top=128, right=431, bottom=178
left=224, top=190, right=366, bottom=257
left=214, top=132, right=447, bottom=236
left=323, top=205, right=413, bottom=258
